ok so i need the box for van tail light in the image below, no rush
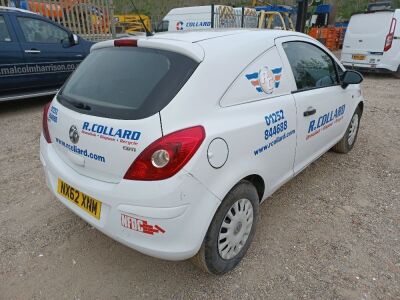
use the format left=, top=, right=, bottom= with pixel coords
left=42, top=102, right=52, bottom=143
left=384, top=18, right=397, bottom=52
left=114, top=39, right=137, bottom=47
left=124, top=126, right=205, bottom=181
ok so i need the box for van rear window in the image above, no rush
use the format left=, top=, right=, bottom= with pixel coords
left=58, top=47, right=198, bottom=120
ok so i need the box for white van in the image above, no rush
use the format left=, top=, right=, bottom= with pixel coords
left=341, top=9, right=400, bottom=77
left=157, top=5, right=257, bottom=32
left=40, top=29, right=364, bottom=274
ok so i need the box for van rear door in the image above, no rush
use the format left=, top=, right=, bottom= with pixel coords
left=342, top=11, right=394, bottom=64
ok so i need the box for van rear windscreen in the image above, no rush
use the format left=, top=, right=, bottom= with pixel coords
left=58, top=47, right=198, bottom=120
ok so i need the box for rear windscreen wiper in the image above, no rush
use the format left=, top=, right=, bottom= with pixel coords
left=58, top=93, right=91, bottom=111
left=71, top=101, right=91, bottom=111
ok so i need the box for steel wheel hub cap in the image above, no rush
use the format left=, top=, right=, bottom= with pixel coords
left=218, top=198, right=254, bottom=260
left=348, top=114, right=359, bottom=146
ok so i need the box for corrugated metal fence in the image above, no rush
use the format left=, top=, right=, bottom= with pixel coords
left=0, top=0, right=115, bottom=41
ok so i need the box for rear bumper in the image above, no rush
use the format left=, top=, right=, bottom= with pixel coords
left=341, top=52, right=398, bottom=73
left=40, top=134, right=221, bottom=261
left=342, top=62, right=397, bottom=74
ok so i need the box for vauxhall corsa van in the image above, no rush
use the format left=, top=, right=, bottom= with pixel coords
left=40, top=30, right=364, bottom=274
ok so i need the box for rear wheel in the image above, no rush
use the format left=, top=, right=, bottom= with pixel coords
left=193, top=180, right=259, bottom=275
left=332, top=107, right=361, bottom=154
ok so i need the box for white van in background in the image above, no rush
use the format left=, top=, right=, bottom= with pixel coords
left=157, top=5, right=257, bottom=32
left=341, top=9, right=400, bottom=78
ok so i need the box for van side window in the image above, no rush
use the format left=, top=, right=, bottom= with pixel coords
left=157, top=20, right=169, bottom=32
left=283, top=41, right=338, bottom=91
left=0, top=16, right=11, bottom=42
left=220, top=46, right=289, bottom=107
left=17, top=17, right=69, bottom=44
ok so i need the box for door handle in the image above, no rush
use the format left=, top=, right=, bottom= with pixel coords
left=303, top=107, right=317, bottom=117
left=24, top=49, right=41, bottom=54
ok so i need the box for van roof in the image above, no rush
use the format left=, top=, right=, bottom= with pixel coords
left=92, top=29, right=308, bottom=63
left=166, top=5, right=229, bottom=15
left=153, top=29, right=256, bottom=43
left=101, top=29, right=305, bottom=45
left=351, top=8, right=397, bottom=17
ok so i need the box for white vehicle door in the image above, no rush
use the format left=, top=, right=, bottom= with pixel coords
left=276, top=37, right=352, bottom=173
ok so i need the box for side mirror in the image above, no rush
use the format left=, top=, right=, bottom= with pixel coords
left=71, top=33, right=79, bottom=45
left=63, top=33, right=79, bottom=48
left=341, top=70, right=363, bottom=89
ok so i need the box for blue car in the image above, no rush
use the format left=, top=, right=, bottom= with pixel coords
left=0, top=7, right=93, bottom=102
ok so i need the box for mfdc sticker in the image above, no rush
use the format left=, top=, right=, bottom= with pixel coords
left=246, top=67, right=282, bottom=94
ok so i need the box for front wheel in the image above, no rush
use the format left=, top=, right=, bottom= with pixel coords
left=332, top=106, right=361, bottom=154
left=192, top=180, right=259, bottom=275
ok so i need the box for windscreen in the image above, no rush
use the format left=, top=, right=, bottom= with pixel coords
left=58, top=47, right=198, bottom=120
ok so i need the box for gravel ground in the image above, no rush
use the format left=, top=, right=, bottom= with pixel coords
left=0, top=74, right=399, bottom=300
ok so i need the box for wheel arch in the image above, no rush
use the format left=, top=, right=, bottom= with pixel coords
left=213, top=172, right=267, bottom=205
left=243, top=174, right=265, bottom=202
left=358, top=101, right=364, bottom=117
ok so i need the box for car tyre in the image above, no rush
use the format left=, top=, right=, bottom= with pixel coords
left=192, top=180, right=259, bottom=275
left=332, top=106, right=361, bottom=154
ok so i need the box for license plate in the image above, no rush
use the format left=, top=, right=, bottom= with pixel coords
left=57, top=179, right=102, bottom=219
left=352, top=54, right=366, bottom=60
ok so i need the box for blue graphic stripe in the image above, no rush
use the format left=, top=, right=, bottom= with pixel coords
left=256, top=87, right=263, bottom=93
left=275, top=82, right=280, bottom=88
left=272, top=67, right=282, bottom=74
left=245, top=72, right=258, bottom=80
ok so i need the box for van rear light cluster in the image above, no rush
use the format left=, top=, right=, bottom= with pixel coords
left=42, top=102, right=52, bottom=143
left=384, top=18, right=397, bottom=52
left=114, top=39, right=138, bottom=47
left=123, top=126, right=205, bottom=181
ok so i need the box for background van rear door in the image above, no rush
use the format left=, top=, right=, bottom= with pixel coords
left=342, top=11, right=395, bottom=64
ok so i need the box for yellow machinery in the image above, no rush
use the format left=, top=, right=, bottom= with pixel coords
left=257, top=10, right=295, bottom=31
left=251, top=0, right=269, bottom=6
left=114, top=14, right=151, bottom=34
left=251, top=1, right=295, bottom=31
